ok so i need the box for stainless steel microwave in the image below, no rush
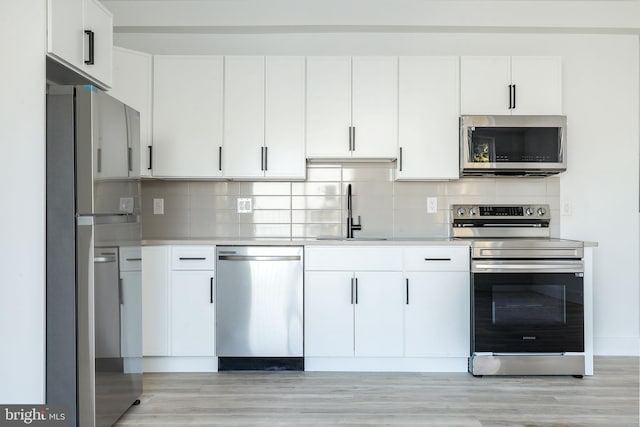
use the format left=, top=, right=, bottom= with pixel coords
left=460, top=115, right=567, bottom=176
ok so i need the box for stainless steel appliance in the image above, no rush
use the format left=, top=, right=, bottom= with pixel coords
left=460, top=115, right=567, bottom=176
left=452, top=204, right=586, bottom=376
left=46, top=85, right=142, bottom=426
left=216, top=246, right=304, bottom=370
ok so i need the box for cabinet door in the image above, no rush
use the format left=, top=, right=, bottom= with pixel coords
left=83, top=0, right=113, bottom=88
left=120, top=270, right=142, bottom=360
left=511, top=56, right=562, bottom=115
left=109, top=47, right=153, bottom=177
left=47, top=0, right=84, bottom=70
left=141, top=246, right=170, bottom=356
left=223, top=56, right=266, bottom=179
left=306, top=57, right=352, bottom=158
left=170, top=270, right=215, bottom=356
left=354, top=272, right=404, bottom=357
left=305, top=272, right=355, bottom=357
left=351, top=56, right=398, bottom=159
left=404, top=272, right=469, bottom=357
left=153, top=56, right=223, bottom=178
left=397, top=56, right=460, bottom=180
left=460, top=56, right=511, bottom=115
left=264, top=56, right=306, bottom=179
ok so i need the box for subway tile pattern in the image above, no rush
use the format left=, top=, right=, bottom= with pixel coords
left=141, top=163, right=561, bottom=240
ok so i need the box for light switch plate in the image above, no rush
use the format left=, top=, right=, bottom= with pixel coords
left=427, top=197, right=438, bottom=214
left=153, top=198, right=164, bottom=215
left=237, top=198, right=252, bottom=213
left=119, top=197, right=134, bottom=213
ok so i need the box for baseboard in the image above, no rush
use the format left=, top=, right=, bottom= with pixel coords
left=594, top=337, right=640, bottom=356
left=143, top=356, right=218, bottom=372
left=304, top=357, right=468, bottom=372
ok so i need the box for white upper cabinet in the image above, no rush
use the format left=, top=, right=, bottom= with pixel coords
left=223, top=56, right=265, bottom=179
left=460, top=56, right=562, bottom=115
left=306, top=56, right=398, bottom=160
left=397, top=56, right=460, bottom=180
left=109, top=47, right=153, bottom=177
left=82, top=0, right=113, bottom=87
left=351, top=57, right=398, bottom=159
left=264, top=56, right=306, bottom=179
left=152, top=56, right=224, bottom=178
left=306, top=57, right=353, bottom=159
left=47, top=0, right=113, bottom=89
left=223, top=56, right=306, bottom=180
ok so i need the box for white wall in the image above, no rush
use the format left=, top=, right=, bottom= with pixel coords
left=0, top=1, right=46, bottom=402
left=114, top=31, right=640, bottom=356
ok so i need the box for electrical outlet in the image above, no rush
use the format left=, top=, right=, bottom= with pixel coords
left=119, top=197, right=134, bottom=213
left=237, top=198, right=252, bottom=213
left=427, top=197, right=438, bottom=214
left=153, top=198, right=164, bottom=215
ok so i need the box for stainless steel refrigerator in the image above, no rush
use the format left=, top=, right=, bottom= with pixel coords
left=46, top=85, right=142, bottom=427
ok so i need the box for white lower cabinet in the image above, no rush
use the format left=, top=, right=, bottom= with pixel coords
left=404, top=272, right=469, bottom=357
left=304, top=245, right=470, bottom=372
left=170, top=270, right=215, bottom=356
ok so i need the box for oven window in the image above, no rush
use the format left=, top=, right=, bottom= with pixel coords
left=473, top=272, right=584, bottom=353
left=492, top=284, right=566, bottom=326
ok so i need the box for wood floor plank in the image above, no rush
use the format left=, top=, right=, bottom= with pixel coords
left=115, top=357, right=639, bottom=426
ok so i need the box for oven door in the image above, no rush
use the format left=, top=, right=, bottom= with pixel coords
left=472, top=260, right=584, bottom=353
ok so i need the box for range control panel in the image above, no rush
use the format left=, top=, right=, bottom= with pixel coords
left=452, top=204, right=551, bottom=219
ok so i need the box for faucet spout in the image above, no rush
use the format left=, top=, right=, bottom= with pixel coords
left=346, top=184, right=362, bottom=238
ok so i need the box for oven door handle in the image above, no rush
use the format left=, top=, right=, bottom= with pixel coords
left=472, top=260, right=583, bottom=273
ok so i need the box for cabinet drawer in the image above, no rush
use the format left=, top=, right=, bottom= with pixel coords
left=403, top=247, right=469, bottom=272
left=171, top=246, right=215, bottom=270
left=119, top=246, right=142, bottom=272
left=306, top=246, right=403, bottom=271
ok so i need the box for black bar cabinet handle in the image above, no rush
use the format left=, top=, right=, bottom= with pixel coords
left=406, top=278, right=409, bottom=304
left=424, top=258, right=452, bottom=262
left=218, top=146, right=222, bottom=171
left=352, top=126, right=356, bottom=152
left=210, top=277, right=214, bottom=304
left=147, top=146, right=153, bottom=170
left=355, top=277, right=358, bottom=304
left=513, top=84, right=516, bottom=109
left=348, top=126, right=353, bottom=151
left=261, top=147, right=265, bottom=171
left=84, top=30, right=95, bottom=65
left=399, top=147, right=403, bottom=171
left=508, top=84, right=513, bottom=109
left=264, top=146, right=268, bottom=171
left=128, top=147, right=132, bottom=172
left=179, top=257, right=206, bottom=261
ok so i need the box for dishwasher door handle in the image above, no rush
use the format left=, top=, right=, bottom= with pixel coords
left=218, top=255, right=301, bottom=261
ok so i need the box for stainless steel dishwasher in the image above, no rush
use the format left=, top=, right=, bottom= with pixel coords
left=216, top=246, right=303, bottom=370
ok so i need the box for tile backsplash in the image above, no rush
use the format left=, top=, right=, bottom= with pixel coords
left=141, top=162, right=561, bottom=240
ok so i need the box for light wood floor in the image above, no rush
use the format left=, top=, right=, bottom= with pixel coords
left=115, top=357, right=639, bottom=426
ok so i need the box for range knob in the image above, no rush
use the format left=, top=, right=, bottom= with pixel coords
left=456, top=207, right=466, bottom=216
left=537, top=207, right=547, bottom=216
left=525, top=207, right=534, bottom=216
left=469, top=207, right=478, bottom=216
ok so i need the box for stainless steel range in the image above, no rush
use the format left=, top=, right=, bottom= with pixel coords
left=452, top=204, right=586, bottom=377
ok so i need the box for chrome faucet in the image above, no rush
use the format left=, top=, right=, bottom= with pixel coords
left=346, top=184, right=362, bottom=239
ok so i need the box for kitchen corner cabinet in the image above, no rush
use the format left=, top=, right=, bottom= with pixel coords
left=223, top=56, right=305, bottom=179
left=152, top=56, right=223, bottom=178
left=306, top=56, right=398, bottom=160
left=109, top=47, right=153, bottom=177
left=47, top=0, right=113, bottom=89
left=397, top=56, right=460, bottom=180
left=460, top=56, right=562, bottom=115
left=141, top=246, right=170, bottom=356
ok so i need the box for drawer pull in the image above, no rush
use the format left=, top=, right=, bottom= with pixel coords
left=179, top=257, right=207, bottom=261
left=424, top=258, right=452, bottom=262
left=126, top=258, right=142, bottom=262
